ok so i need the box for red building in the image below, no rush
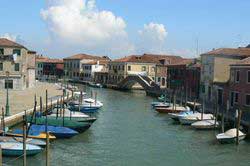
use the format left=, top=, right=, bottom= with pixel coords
left=167, top=59, right=201, bottom=99
left=224, top=57, right=250, bottom=109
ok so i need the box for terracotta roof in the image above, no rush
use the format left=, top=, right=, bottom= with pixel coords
left=231, top=57, right=250, bottom=66
left=201, top=48, right=250, bottom=57
left=82, top=60, right=110, bottom=65
left=112, top=54, right=183, bottom=64
left=64, top=54, right=109, bottom=60
left=167, top=59, right=194, bottom=66
left=0, top=38, right=25, bottom=48
left=36, top=58, right=63, bottom=64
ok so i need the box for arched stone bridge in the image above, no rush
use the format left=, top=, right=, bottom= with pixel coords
left=117, top=74, right=163, bottom=95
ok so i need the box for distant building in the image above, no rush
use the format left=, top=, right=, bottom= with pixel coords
left=35, top=56, right=64, bottom=81
left=200, top=47, right=250, bottom=104
left=167, top=59, right=201, bottom=99
left=81, top=60, right=110, bottom=82
left=63, top=54, right=110, bottom=82
left=0, top=38, right=35, bottom=90
left=107, top=53, right=182, bottom=87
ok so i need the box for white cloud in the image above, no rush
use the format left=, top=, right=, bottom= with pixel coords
left=0, top=33, right=18, bottom=41
left=41, top=0, right=134, bottom=57
left=137, top=22, right=168, bottom=53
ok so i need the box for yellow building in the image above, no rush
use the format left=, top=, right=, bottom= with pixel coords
left=107, top=54, right=183, bottom=88
left=200, top=47, right=250, bottom=101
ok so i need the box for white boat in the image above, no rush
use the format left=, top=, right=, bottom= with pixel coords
left=0, top=142, right=42, bottom=156
left=191, top=120, right=219, bottom=129
left=216, top=128, right=246, bottom=143
left=83, top=98, right=103, bottom=108
left=179, top=113, right=214, bottom=125
left=51, top=107, right=90, bottom=118
left=168, top=111, right=196, bottom=121
left=153, top=102, right=171, bottom=108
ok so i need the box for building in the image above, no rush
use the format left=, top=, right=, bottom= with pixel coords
left=200, top=47, right=250, bottom=103
left=224, top=57, right=250, bottom=109
left=81, top=60, right=110, bottom=82
left=107, top=54, right=182, bottom=87
left=0, top=38, right=35, bottom=90
left=63, top=54, right=110, bottom=81
left=167, top=59, right=201, bottom=99
left=35, top=56, right=64, bottom=81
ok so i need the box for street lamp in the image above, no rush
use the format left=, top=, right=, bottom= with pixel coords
left=5, top=71, right=10, bottom=116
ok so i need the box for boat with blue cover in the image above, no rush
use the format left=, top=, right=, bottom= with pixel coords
left=0, top=136, right=46, bottom=147
left=168, top=111, right=196, bottom=122
left=28, top=125, right=79, bottom=138
left=26, top=116, right=92, bottom=133
left=0, top=142, right=42, bottom=156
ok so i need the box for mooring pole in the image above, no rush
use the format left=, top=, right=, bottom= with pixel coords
left=221, top=108, right=225, bottom=133
left=23, top=119, right=27, bottom=166
left=236, top=109, right=242, bottom=145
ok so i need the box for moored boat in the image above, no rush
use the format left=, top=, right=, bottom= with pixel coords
left=29, top=125, right=79, bottom=138
left=0, top=142, right=43, bottom=156
left=26, top=116, right=92, bottom=133
left=179, top=113, right=214, bottom=125
left=216, top=128, right=246, bottom=144
left=6, top=131, right=56, bottom=140
left=191, top=120, right=219, bottom=129
left=50, top=108, right=97, bottom=123
left=0, top=136, right=46, bottom=147
left=155, top=106, right=188, bottom=113
left=168, top=111, right=195, bottom=121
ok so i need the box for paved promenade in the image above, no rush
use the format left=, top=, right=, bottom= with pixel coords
left=0, top=82, right=63, bottom=116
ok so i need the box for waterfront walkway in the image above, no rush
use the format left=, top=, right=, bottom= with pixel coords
left=0, top=82, right=63, bottom=116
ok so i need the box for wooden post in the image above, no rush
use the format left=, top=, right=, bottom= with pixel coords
left=46, top=117, right=50, bottom=166
left=56, top=99, right=59, bottom=119
left=193, top=99, right=196, bottom=113
left=95, top=92, right=97, bottom=105
left=1, top=108, right=5, bottom=136
left=185, top=87, right=188, bottom=107
left=236, top=109, right=242, bottom=145
left=23, top=120, right=27, bottom=166
left=46, top=90, right=48, bottom=115
left=214, top=98, right=218, bottom=130
left=202, top=95, right=205, bottom=120
left=40, top=96, right=43, bottom=115
left=0, top=145, right=2, bottom=166
left=221, top=108, right=225, bottom=133
left=180, top=89, right=183, bottom=106
left=226, top=100, right=229, bottom=123
left=62, top=96, right=65, bottom=127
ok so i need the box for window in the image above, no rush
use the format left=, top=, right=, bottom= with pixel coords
left=247, top=71, right=250, bottom=83
left=235, top=92, right=239, bottom=103
left=230, top=91, right=239, bottom=107
left=246, top=94, right=250, bottom=106
left=0, top=48, right=4, bottom=55
left=14, top=63, right=20, bottom=71
left=142, top=66, right=146, bottom=71
left=0, top=63, right=3, bottom=71
left=5, top=80, right=13, bottom=89
left=235, top=70, right=240, bottom=83
left=128, top=66, right=131, bottom=71
left=122, top=65, right=124, bottom=70
left=13, top=49, right=21, bottom=56
left=158, top=77, right=161, bottom=82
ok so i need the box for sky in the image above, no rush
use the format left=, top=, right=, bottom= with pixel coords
left=1, top=0, right=250, bottom=59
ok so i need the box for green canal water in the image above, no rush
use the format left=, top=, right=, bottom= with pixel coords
left=5, top=86, right=250, bottom=166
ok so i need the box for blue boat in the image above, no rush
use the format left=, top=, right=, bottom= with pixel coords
left=168, top=111, right=196, bottom=121
left=0, top=142, right=42, bottom=156
left=69, top=105, right=99, bottom=113
left=13, top=125, right=79, bottom=139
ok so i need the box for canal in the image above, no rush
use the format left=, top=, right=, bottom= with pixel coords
left=6, top=86, right=250, bottom=166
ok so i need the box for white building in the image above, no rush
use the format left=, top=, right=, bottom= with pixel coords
left=81, top=60, right=109, bottom=82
